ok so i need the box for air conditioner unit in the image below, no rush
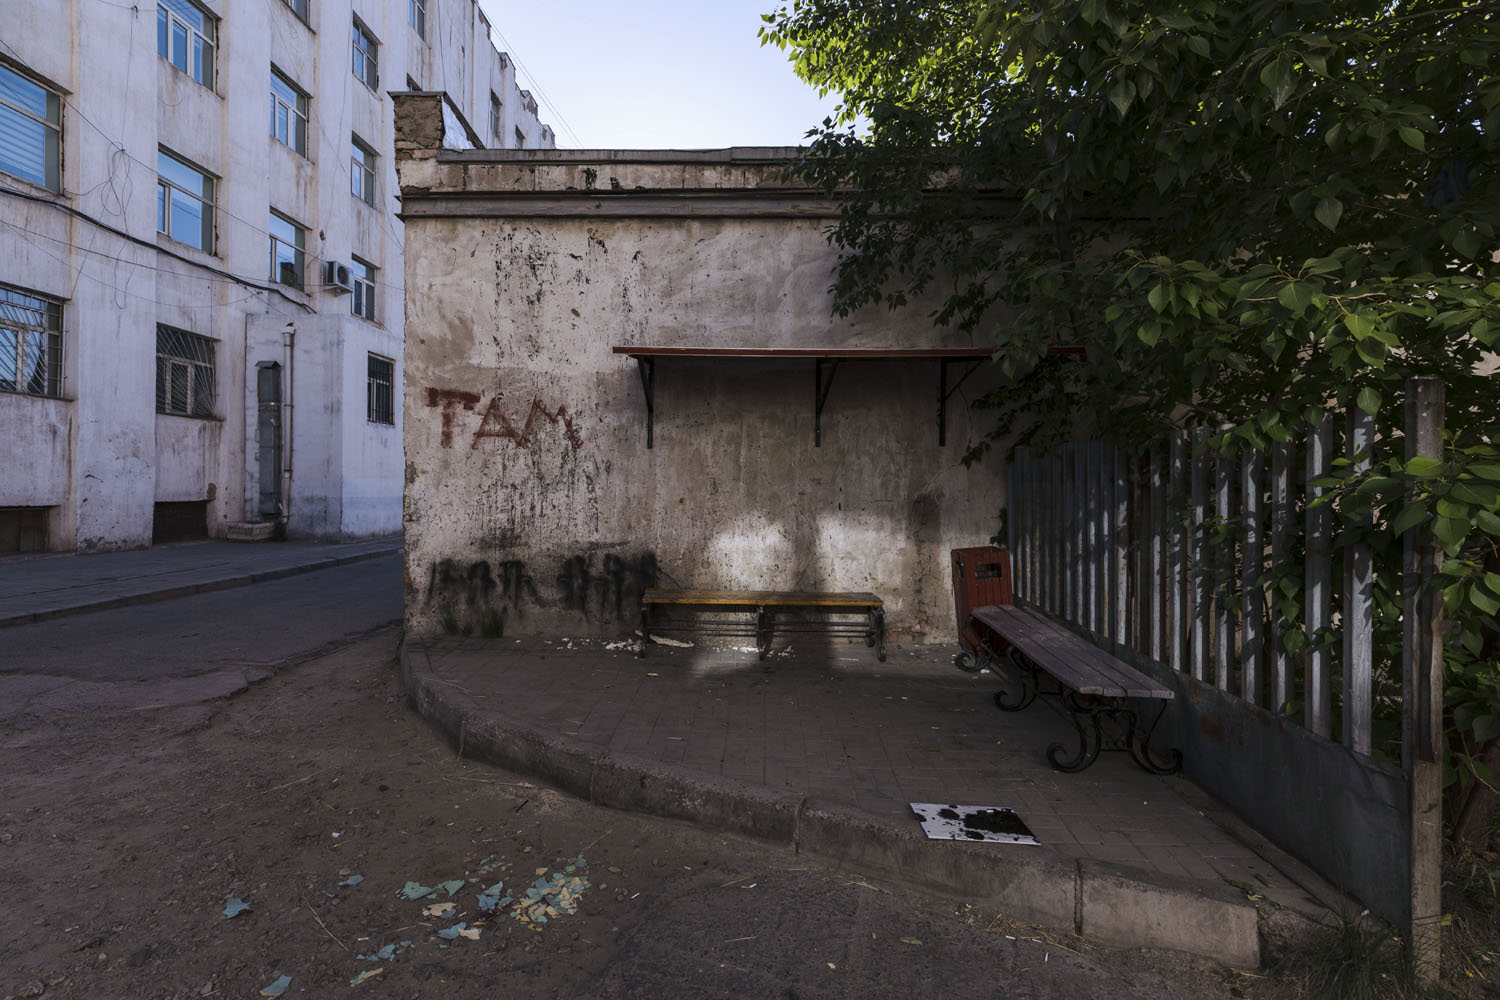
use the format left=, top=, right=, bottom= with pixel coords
left=324, top=261, right=353, bottom=294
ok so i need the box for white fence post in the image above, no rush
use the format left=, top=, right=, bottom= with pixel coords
left=1270, top=440, right=1294, bottom=711
left=1241, top=448, right=1264, bottom=706
left=1344, top=409, right=1375, bottom=755
left=1305, top=415, right=1333, bottom=738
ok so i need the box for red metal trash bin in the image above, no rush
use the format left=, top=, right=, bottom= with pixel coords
left=951, top=545, right=1013, bottom=669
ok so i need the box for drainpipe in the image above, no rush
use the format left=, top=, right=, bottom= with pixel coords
left=281, top=321, right=295, bottom=529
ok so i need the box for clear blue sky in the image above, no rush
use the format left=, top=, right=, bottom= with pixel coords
left=476, top=0, right=843, bottom=149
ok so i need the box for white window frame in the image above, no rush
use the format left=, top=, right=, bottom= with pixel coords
left=514, top=126, right=526, bottom=149
left=367, top=353, right=394, bottom=424
left=351, top=256, right=376, bottom=322
left=0, top=63, right=61, bottom=192
left=0, top=282, right=62, bottom=398
left=156, top=148, right=215, bottom=252
left=279, top=0, right=308, bottom=22
left=268, top=210, right=306, bottom=289
left=155, top=325, right=216, bottom=418
left=157, top=0, right=215, bottom=88
left=408, top=0, right=427, bottom=39
left=351, top=135, right=376, bottom=206
left=489, top=92, right=502, bottom=143
left=269, top=68, right=308, bottom=156
left=352, top=19, right=379, bottom=91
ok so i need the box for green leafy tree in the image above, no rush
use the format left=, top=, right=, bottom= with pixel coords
left=762, top=0, right=1500, bottom=842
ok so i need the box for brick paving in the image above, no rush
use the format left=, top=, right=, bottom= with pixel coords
left=417, top=635, right=1326, bottom=902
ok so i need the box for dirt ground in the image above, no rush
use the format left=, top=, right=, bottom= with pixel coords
left=0, top=628, right=1304, bottom=1000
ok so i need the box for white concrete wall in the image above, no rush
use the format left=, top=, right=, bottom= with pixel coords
left=0, top=0, right=555, bottom=550
left=397, top=145, right=1007, bottom=639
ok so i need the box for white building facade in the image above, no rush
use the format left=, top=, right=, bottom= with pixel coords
left=0, top=0, right=552, bottom=552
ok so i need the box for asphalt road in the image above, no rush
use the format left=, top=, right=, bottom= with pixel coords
left=0, top=552, right=402, bottom=683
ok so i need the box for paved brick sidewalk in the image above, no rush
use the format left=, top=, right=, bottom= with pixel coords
left=0, top=536, right=401, bottom=626
left=415, top=635, right=1333, bottom=903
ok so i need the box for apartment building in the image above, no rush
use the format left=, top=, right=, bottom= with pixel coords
left=0, top=0, right=553, bottom=552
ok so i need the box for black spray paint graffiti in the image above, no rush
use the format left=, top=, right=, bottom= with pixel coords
left=427, top=551, right=659, bottom=624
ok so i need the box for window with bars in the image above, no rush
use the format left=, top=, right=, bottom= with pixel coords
left=157, top=0, right=215, bottom=88
left=156, top=325, right=216, bottom=417
left=351, top=135, right=375, bottom=205
left=0, top=63, right=61, bottom=191
left=268, top=210, right=305, bottom=288
left=514, top=126, right=526, bottom=149
left=367, top=354, right=393, bottom=424
left=352, top=19, right=379, bottom=90
left=0, top=283, right=62, bottom=398
left=351, top=257, right=376, bottom=322
left=269, top=68, right=308, bottom=155
left=157, top=149, right=214, bottom=251
left=408, top=0, right=427, bottom=38
left=489, top=92, right=502, bottom=143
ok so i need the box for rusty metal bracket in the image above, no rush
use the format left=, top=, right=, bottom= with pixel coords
left=939, top=357, right=983, bottom=446
left=635, top=356, right=656, bottom=449
left=814, top=358, right=842, bottom=447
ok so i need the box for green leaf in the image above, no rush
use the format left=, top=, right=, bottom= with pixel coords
left=1147, top=282, right=1169, bottom=312
left=1356, top=387, right=1380, bottom=416
left=1471, top=589, right=1500, bottom=616
left=1468, top=464, right=1500, bottom=483
left=1186, top=35, right=1210, bottom=58
left=1398, top=126, right=1425, bottom=151
left=1138, top=323, right=1161, bottom=347
left=1314, top=196, right=1343, bottom=232
left=1452, top=228, right=1481, bottom=259
left=1474, top=715, right=1500, bottom=744
left=1477, top=509, right=1500, bottom=535
left=1405, top=456, right=1445, bottom=478
left=1433, top=515, right=1468, bottom=552
left=1109, top=78, right=1137, bottom=117
left=1342, top=313, right=1375, bottom=340
left=1485, top=572, right=1500, bottom=595
left=1259, top=54, right=1296, bottom=109
left=1277, top=281, right=1318, bottom=315
left=1436, top=497, right=1470, bottom=519
left=1391, top=502, right=1429, bottom=536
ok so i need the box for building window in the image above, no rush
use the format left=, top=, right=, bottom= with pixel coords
left=155, top=325, right=216, bottom=417
left=352, top=19, right=379, bottom=90
left=269, top=68, right=308, bottom=155
left=408, top=0, right=426, bottom=38
left=367, top=354, right=393, bottom=424
left=514, top=127, right=525, bottom=149
left=351, top=257, right=376, bottom=322
left=351, top=135, right=375, bottom=206
left=156, top=0, right=215, bottom=88
left=489, top=92, right=502, bottom=143
left=0, top=283, right=62, bottom=398
left=279, top=0, right=308, bottom=22
left=268, top=211, right=305, bottom=288
left=0, top=63, right=61, bottom=191
left=156, top=149, right=214, bottom=252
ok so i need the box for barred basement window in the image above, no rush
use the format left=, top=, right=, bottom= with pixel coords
left=156, top=325, right=216, bottom=417
left=367, top=354, right=393, bottom=424
left=0, top=282, right=62, bottom=397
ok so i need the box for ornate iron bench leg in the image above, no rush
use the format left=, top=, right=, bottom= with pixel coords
left=993, top=647, right=1040, bottom=712
left=1126, top=699, right=1183, bottom=775
left=756, top=605, right=769, bottom=660
left=1046, top=691, right=1104, bottom=772
left=873, top=609, right=886, bottom=662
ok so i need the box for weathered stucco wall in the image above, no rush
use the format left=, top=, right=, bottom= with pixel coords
left=398, top=137, right=1009, bottom=639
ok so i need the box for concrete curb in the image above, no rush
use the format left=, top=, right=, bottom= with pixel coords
left=402, top=636, right=1271, bottom=969
left=0, top=544, right=402, bottom=629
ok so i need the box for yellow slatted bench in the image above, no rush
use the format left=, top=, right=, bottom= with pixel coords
left=639, top=588, right=885, bottom=662
left=968, top=604, right=1181, bottom=774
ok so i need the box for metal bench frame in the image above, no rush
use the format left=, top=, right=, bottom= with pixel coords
left=639, top=589, right=885, bottom=661
left=965, top=604, right=1182, bottom=775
